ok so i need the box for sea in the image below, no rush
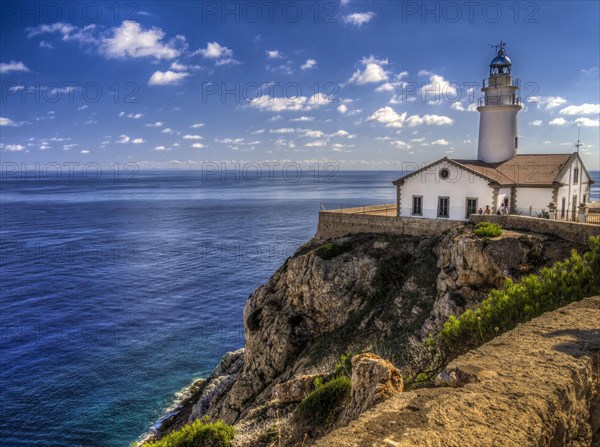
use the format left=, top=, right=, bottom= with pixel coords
left=1, top=169, right=599, bottom=447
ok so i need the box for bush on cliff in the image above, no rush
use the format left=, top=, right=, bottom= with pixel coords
left=144, top=417, right=235, bottom=447
left=474, top=222, right=503, bottom=238
left=417, top=236, right=600, bottom=381
left=316, top=241, right=352, bottom=260
left=296, top=376, right=352, bottom=426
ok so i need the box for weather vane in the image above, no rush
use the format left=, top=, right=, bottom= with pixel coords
left=491, top=41, right=506, bottom=53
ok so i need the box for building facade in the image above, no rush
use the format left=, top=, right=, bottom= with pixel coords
left=394, top=44, right=594, bottom=220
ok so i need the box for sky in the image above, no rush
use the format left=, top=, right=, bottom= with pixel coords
left=1, top=0, right=599, bottom=171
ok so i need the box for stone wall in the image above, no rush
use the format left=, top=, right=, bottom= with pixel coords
left=470, top=214, right=600, bottom=245
left=315, top=210, right=463, bottom=239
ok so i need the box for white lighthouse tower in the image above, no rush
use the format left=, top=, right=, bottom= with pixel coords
left=477, top=43, right=522, bottom=163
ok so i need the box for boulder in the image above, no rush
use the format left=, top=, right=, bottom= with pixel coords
left=343, top=353, right=403, bottom=422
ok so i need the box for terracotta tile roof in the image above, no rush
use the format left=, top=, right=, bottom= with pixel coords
left=452, top=154, right=576, bottom=186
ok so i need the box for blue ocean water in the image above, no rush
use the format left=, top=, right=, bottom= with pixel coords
left=0, top=170, right=404, bottom=447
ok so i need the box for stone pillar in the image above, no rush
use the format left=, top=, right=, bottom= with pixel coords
left=578, top=203, right=588, bottom=223
left=548, top=202, right=556, bottom=220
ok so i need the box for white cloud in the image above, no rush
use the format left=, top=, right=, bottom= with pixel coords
left=337, top=104, right=348, bottom=114
left=116, top=135, right=130, bottom=143
left=527, top=96, right=567, bottom=110
left=169, top=61, right=187, bottom=71
left=290, top=116, right=314, bottom=122
left=559, top=103, right=600, bottom=115
left=0, top=117, right=20, bottom=126
left=367, top=107, right=407, bottom=127
left=367, top=107, right=454, bottom=128
left=266, top=50, right=282, bottom=59
left=146, top=121, right=164, bottom=127
left=270, top=128, right=296, bottom=134
left=390, top=140, right=410, bottom=149
left=421, top=74, right=457, bottom=101
left=301, top=130, right=325, bottom=138
left=348, top=57, right=389, bottom=85
left=77, top=105, right=88, bottom=111
left=195, top=42, right=238, bottom=66
left=301, top=59, right=317, bottom=70
left=405, top=114, right=454, bottom=127
left=192, top=143, right=205, bottom=148
left=266, top=61, right=294, bottom=75
left=131, top=138, right=145, bottom=144
left=330, top=130, right=352, bottom=138
left=4, top=144, right=24, bottom=151
left=305, top=140, right=328, bottom=147
left=148, top=70, right=189, bottom=85
left=162, top=127, right=174, bottom=134
left=101, top=21, right=182, bottom=59
left=432, top=139, right=449, bottom=145
left=80, top=149, right=90, bottom=154
left=529, top=120, right=543, bottom=126
left=251, top=129, right=265, bottom=134
left=190, top=122, right=205, bottom=128
left=451, top=102, right=477, bottom=112
left=573, top=117, right=599, bottom=127
left=182, top=134, right=203, bottom=140
left=344, top=11, right=375, bottom=27
left=215, top=138, right=245, bottom=145
left=549, top=117, right=568, bottom=126
left=375, top=83, right=396, bottom=93
left=249, top=93, right=331, bottom=112
left=0, top=61, right=30, bottom=74
left=27, top=22, right=97, bottom=44
left=154, top=146, right=166, bottom=151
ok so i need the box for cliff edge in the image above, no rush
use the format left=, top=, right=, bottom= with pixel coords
left=144, top=225, right=594, bottom=446
left=314, top=296, right=600, bottom=447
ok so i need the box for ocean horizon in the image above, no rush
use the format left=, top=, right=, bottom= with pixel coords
left=1, top=169, right=599, bottom=446
left=0, top=170, right=403, bottom=447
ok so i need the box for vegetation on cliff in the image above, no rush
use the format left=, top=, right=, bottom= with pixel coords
left=473, top=221, right=503, bottom=238
left=143, top=418, right=235, bottom=447
left=412, top=236, right=600, bottom=382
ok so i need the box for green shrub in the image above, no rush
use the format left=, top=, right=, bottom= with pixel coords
left=474, top=222, right=503, bottom=238
left=296, top=376, right=351, bottom=426
left=316, top=241, right=352, bottom=260
left=144, top=418, right=235, bottom=447
left=333, top=352, right=354, bottom=378
left=432, top=236, right=600, bottom=363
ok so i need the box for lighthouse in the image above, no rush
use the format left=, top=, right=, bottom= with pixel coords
left=477, top=43, right=522, bottom=164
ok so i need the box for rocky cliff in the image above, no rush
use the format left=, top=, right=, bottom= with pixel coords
left=146, top=225, right=586, bottom=446
left=314, top=296, right=600, bottom=447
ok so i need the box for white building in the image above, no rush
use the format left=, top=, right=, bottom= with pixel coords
left=393, top=44, right=594, bottom=221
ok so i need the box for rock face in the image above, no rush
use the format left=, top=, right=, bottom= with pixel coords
left=342, top=353, right=403, bottom=423
left=188, top=348, right=244, bottom=422
left=213, top=234, right=438, bottom=424
left=314, top=296, right=600, bottom=447
left=148, top=227, right=584, bottom=445
left=271, top=374, right=320, bottom=403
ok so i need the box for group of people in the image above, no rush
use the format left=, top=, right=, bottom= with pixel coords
left=477, top=202, right=509, bottom=216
